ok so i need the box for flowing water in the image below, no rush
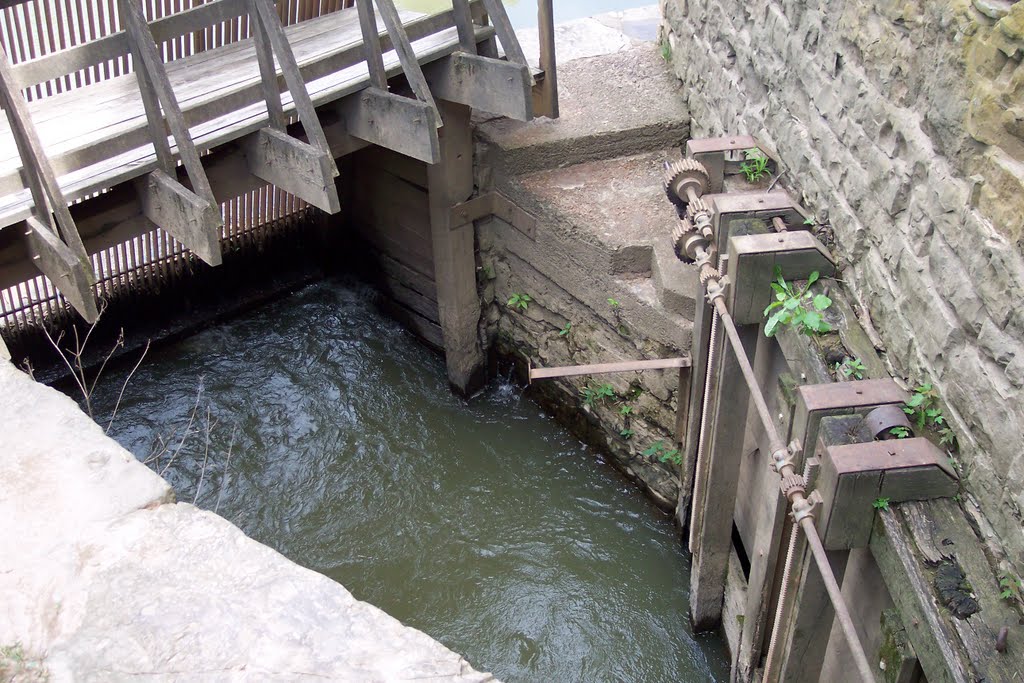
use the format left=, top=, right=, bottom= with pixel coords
left=87, top=279, right=729, bottom=682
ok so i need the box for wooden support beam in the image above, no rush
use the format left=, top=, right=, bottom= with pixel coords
left=23, top=216, right=98, bottom=322
left=427, top=100, right=485, bottom=395
left=423, top=52, right=532, bottom=121
left=0, top=46, right=96, bottom=321
left=136, top=170, right=222, bottom=267
left=243, top=128, right=341, bottom=213
left=533, top=0, right=558, bottom=118
left=689, top=320, right=758, bottom=630
left=120, top=0, right=225, bottom=267
left=247, top=0, right=339, bottom=175
left=450, top=0, right=478, bottom=54
left=448, top=191, right=536, bottom=239
left=337, top=87, right=440, bottom=163
left=480, top=0, right=531, bottom=82
left=529, top=357, right=690, bottom=382
left=373, top=0, right=439, bottom=119
left=355, top=0, right=389, bottom=89
left=774, top=544, right=851, bottom=683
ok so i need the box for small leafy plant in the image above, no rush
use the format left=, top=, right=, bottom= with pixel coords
left=872, top=497, right=891, bottom=511
left=764, top=269, right=832, bottom=337
left=660, top=39, right=671, bottom=61
left=643, top=441, right=682, bottom=465
left=904, top=383, right=942, bottom=431
left=835, top=357, right=866, bottom=380
left=608, top=298, right=621, bottom=308
left=581, top=382, right=615, bottom=407
left=998, top=574, right=1022, bottom=602
left=619, top=405, right=634, bottom=416
left=559, top=322, right=572, bottom=337
left=889, top=426, right=911, bottom=439
left=740, top=149, right=770, bottom=183
left=620, top=428, right=635, bottom=439
left=507, top=293, right=532, bottom=311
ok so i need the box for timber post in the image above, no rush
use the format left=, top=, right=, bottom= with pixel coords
left=428, top=99, right=486, bottom=395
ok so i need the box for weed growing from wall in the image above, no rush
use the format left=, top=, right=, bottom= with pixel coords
left=764, top=268, right=832, bottom=337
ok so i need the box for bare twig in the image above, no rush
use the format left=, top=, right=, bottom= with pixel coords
left=160, top=382, right=205, bottom=477
left=106, top=339, right=151, bottom=433
left=213, top=427, right=238, bottom=515
left=193, top=405, right=216, bottom=505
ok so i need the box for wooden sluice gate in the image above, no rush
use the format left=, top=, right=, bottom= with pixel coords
left=0, top=0, right=556, bottom=393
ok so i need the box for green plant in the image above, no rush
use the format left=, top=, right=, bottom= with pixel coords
left=890, top=426, right=911, bottom=439
left=608, top=298, right=620, bottom=308
left=740, top=149, right=770, bottom=183
left=939, top=426, right=957, bottom=448
left=872, top=497, right=891, bottom=511
left=581, top=382, right=615, bottom=407
left=904, top=383, right=946, bottom=431
left=835, top=357, right=866, bottom=380
left=660, top=39, right=671, bottom=61
left=481, top=264, right=496, bottom=280
left=803, top=217, right=816, bottom=227
left=643, top=441, right=682, bottom=465
left=507, top=292, right=532, bottom=311
left=764, top=269, right=832, bottom=337
left=620, top=428, right=635, bottom=439
left=999, top=574, right=1022, bottom=601
left=619, top=405, right=634, bottom=416
left=559, top=322, right=572, bottom=337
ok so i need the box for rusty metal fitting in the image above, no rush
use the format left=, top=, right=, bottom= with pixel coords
left=771, top=444, right=796, bottom=473
left=780, top=474, right=806, bottom=500
left=698, top=263, right=720, bottom=286
left=790, top=491, right=820, bottom=523
left=682, top=233, right=710, bottom=262
left=863, top=404, right=913, bottom=440
left=705, top=278, right=726, bottom=304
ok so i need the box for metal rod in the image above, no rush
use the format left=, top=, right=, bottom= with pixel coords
left=711, top=295, right=786, bottom=454
left=705, top=279, right=873, bottom=682
left=800, top=516, right=875, bottom=683
left=529, top=357, right=689, bottom=382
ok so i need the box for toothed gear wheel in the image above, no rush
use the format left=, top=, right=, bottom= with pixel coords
left=663, top=159, right=710, bottom=209
left=780, top=474, right=806, bottom=498
left=698, top=265, right=720, bottom=285
left=672, top=218, right=693, bottom=259
left=686, top=197, right=710, bottom=219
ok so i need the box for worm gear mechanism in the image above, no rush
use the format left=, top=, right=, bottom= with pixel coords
left=664, top=158, right=711, bottom=210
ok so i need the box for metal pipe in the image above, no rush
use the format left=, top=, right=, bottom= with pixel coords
left=800, top=516, right=875, bottom=683
left=688, top=308, right=719, bottom=551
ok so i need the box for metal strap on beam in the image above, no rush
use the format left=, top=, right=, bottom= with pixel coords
left=0, top=47, right=97, bottom=322
left=120, top=0, right=224, bottom=266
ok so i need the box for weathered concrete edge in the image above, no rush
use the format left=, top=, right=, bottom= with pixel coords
left=0, top=359, right=495, bottom=682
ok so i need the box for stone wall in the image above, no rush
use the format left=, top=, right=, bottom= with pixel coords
left=661, top=0, right=1024, bottom=574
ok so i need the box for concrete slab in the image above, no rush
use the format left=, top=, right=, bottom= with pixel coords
left=0, top=360, right=494, bottom=682
left=476, top=44, right=689, bottom=175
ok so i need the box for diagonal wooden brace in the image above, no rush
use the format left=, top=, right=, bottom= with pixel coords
left=0, top=47, right=97, bottom=322
left=245, top=0, right=340, bottom=212
left=120, top=0, right=224, bottom=266
left=368, top=0, right=441, bottom=124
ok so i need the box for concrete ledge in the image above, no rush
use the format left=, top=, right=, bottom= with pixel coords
left=0, top=361, right=493, bottom=682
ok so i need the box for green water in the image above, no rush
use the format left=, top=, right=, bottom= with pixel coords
left=396, top=0, right=652, bottom=29
left=88, top=279, right=729, bottom=682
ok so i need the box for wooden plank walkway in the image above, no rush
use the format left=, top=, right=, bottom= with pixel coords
left=0, top=4, right=485, bottom=228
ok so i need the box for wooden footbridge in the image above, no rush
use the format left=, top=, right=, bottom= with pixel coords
left=0, top=0, right=556, bottom=392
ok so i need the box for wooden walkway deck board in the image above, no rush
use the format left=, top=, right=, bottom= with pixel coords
left=0, top=4, right=481, bottom=229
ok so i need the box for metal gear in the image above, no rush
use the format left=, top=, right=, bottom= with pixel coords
left=780, top=474, right=806, bottom=499
left=663, top=158, right=710, bottom=209
left=685, top=197, right=710, bottom=219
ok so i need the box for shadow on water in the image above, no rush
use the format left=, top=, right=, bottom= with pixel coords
left=86, top=277, right=730, bottom=682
